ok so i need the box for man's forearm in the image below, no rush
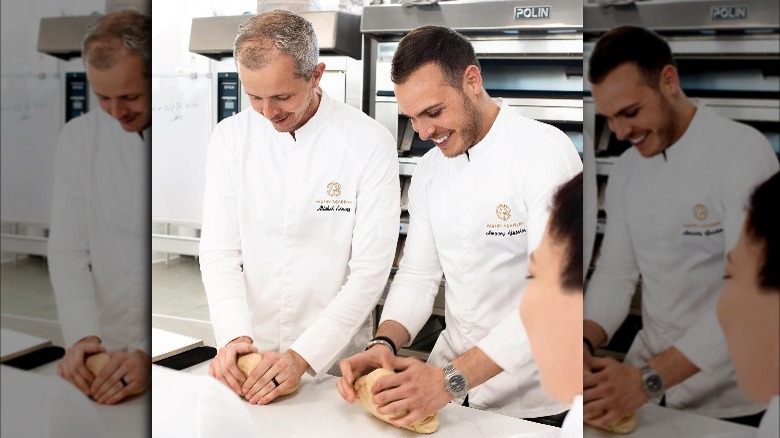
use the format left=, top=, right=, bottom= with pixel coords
left=451, top=347, right=503, bottom=390
left=649, top=346, right=700, bottom=390
left=286, top=348, right=311, bottom=375
left=584, top=319, right=608, bottom=351
left=375, top=320, right=411, bottom=353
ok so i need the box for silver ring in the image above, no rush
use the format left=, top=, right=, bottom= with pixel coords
left=119, top=376, right=128, bottom=387
left=271, top=377, right=280, bottom=388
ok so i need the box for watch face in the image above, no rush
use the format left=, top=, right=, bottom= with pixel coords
left=448, top=375, right=467, bottom=393
left=646, top=375, right=663, bottom=393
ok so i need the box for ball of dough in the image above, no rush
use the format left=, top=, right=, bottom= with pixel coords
left=85, top=353, right=144, bottom=396
left=353, top=368, right=440, bottom=434
left=583, top=367, right=636, bottom=434
left=236, top=353, right=299, bottom=397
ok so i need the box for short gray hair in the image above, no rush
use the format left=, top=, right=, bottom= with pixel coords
left=233, top=9, right=319, bottom=79
left=82, top=9, right=151, bottom=78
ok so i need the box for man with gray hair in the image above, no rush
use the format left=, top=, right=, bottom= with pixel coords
left=49, top=9, right=151, bottom=405
left=200, top=9, right=399, bottom=405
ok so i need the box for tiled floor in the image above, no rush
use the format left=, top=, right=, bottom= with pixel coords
left=1, top=255, right=210, bottom=321
left=0, top=256, right=58, bottom=320
left=151, top=256, right=210, bottom=320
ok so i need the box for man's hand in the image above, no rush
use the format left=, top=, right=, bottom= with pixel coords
left=243, top=350, right=307, bottom=405
left=372, top=356, right=452, bottom=428
left=57, top=337, right=105, bottom=396
left=209, top=338, right=257, bottom=395
left=583, top=356, right=649, bottom=427
left=336, top=343, right=395, bottom=403
left=90, top=349, right=150, bottom=405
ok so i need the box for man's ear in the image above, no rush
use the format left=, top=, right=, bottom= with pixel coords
left=462, top=65, right=483, bottom=96
left=659, top=64, right=681, bottom=97
left=311, top=62, right=326, bottom=87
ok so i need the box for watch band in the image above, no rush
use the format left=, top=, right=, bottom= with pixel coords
left=443, top=363, right=469, bottom=399
left=365, top=336, right=397, bottom=356
left=640, top=364, right=665, bottom=398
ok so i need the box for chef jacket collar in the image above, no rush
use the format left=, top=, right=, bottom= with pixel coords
left=279, top=89, right=331, bottom=143
left=252, top=89, right=331, bottom=144
left=460, top=97, right=506, bottom=163
left=659, top=99, right=702, bottom=163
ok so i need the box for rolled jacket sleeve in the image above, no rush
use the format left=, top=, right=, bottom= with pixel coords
left=674, top=312, right=729, bottom=370
left=290, top=135, right=400, bottom=375
left=477, top=311, right=532, bottom=373
left=584, top=159, right=638, bottom=342
left=199, top=124, right=254, bottom=348
left=379, top=160, right=443, bottom=344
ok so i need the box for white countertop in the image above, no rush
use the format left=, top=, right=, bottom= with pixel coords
left=1, top=314, right=149, bottom=438
left=175, top=360, right=558, bottom=437
left=584, top=402, right=757, bottom=438
left=152, top=314, right=558, bottom=437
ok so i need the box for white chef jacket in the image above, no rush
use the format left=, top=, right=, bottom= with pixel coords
left=381, top=100, right=582, bottom=418
left=560, top=395, right=583, bottom=438
left=757, top=396, right=779, bottom=438
left=199, top=91, right=399, bottom=376
left=48, top=108, right=150, bottom=353
left=152, top=365, right=258, bottom=437
left=584, top=103, right=777, bottom=418
left=505, top=396, right=583, bottom=438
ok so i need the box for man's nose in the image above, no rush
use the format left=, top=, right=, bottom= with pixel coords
left=262, top=100, right=279, bottom=119
left=609, top=119, right=630, bottom=141
left=110, top=100, right=128, bottom=119
left=414, top=120, right=436, bottom=141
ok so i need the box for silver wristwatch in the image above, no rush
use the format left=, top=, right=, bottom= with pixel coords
left=640, top=364, right=665, bottom=398
left=442, top=363, right=468, bottom=399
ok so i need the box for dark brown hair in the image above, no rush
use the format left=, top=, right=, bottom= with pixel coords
left=549, top=172, right=583, bottom=291
left=391, top=26, right=480, bottom=89
left=746, top=171, right=779, bottom=290
left=588, top=25, right=676, bottom=88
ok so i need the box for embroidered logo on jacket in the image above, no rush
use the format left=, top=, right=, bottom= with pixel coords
left=683, top=203, right=721, bottom=237
left=692, top=203, right=708, bottom=221
left=327, top=181, right=342, bottom=197
left=485, top=203, right=525, bottom=237
left=316, top=181, right=351, bottom=212
left=496, top=204, right=512, bottom=221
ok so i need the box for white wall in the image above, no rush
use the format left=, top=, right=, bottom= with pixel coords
left=0, top=0, right=103, bottom=262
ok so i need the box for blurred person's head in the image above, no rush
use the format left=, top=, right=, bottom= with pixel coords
left=233, top=9, right=325, bottom=135
left=82, top=10, right=151, bottom=133
left=589, top=25, right=693, bottom=158
left=717, top=171, right=780, bottom=403
left=391, top=26, right=498, bottom=158
left=520, top=172, right=583, bottom=402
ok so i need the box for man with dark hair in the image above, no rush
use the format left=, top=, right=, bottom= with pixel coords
left=49, top=9, right=151, bottom=405
left=338, top=25, right=581, bottom=426
left=583, top=25, right=777, bottom=427
left=200, top=9, right=399, bottom=405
